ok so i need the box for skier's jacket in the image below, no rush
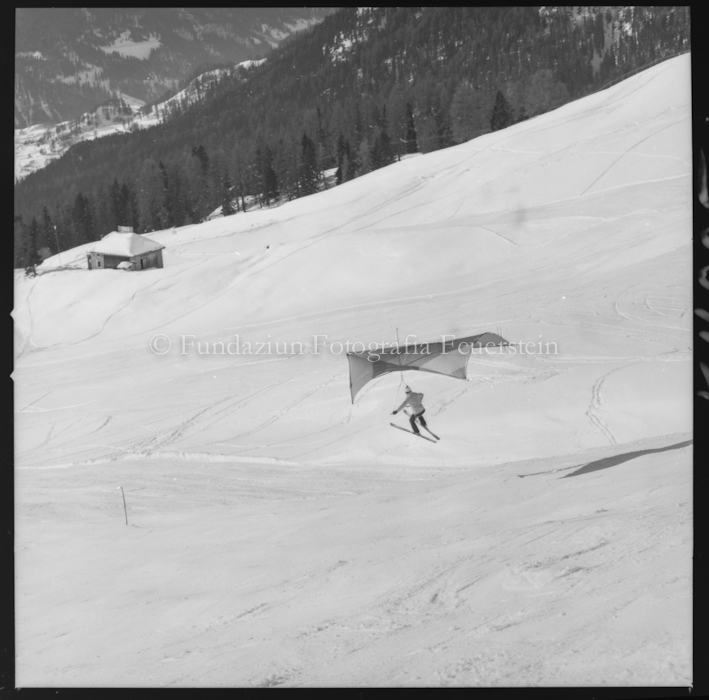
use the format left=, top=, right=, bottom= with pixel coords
left=396, top=392, right=425, bottom=415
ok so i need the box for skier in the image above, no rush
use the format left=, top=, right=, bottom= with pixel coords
left=392, top=386, right=428, bottom=435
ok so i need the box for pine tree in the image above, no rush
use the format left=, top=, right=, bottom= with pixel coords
left=24, top=217, right=42, bottom=273
left=41, top=206, right=55, bottom=254
left=14, top=215, right=27, bottom=268
left=274, top=135, right=299, bottom=201
left=125, top=183, right=140, bottom=231
left=232, top=150, right=248, bottom=212
left=188, top=148, right=212, bottom=220
left=158, top=161, right=172, bottom=224
left=335, top=132, right=351, bottom=185
left=432, top=93, right=453, bottom=150
left=524, top=69, right=570, bottom=117
left=72, top=192, right=95, bottom=243
left=450, top=82, right=483, bottom=143
left=352, top=103, right=365, bottom=157
left=599, top=47, right=616, bottom=84
left=300, top=133, right=319, bottom=196
left=165, top=163, right=188, bottom=226
left=370, top=106, right=394, bottom=170
left=109, top=178, right=123, bottom=229
left=356, top=137, right=373, bottom=175
left=192, top=145, right=210, bottom=175
left=259, top=143, right=279, bottom=205
left=405, top=102, right=418, bottom=154
left=490, top=90, right=513, bottom=132
left=136, top=159, right=169, bottom=232
left=315, top=106, right=330, bottom=173
left=94, top=190, right=111, bottom=240
left=219, top=160, right=235, bottom=216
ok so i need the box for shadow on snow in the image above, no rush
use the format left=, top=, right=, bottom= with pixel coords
left=561, top=439, right=693, bottom=478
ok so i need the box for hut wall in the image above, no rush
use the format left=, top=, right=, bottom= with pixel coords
left=132, top=250, right=163, bottom=269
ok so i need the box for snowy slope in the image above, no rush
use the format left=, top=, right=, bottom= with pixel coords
left=14, top=55, right=692, bottom=687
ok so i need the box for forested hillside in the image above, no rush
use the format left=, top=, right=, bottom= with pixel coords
left=15, top=8, right=334, bottom=127
left=14, top=6, right=690, bottom=269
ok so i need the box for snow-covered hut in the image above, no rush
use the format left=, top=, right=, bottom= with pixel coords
left=87, top=228, right=165, bottom=270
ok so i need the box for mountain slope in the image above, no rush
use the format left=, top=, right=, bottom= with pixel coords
left=14, top=61, right=263, bottom=182
left=13, top=6, right=689, bottom=236
left=14, top=55, right=692, bottom=686
left=15, top=8, right=334, bottom=128
left=16, top=53, right=692, bottom=463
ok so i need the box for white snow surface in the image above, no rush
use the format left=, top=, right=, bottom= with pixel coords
left=14, top=55, right=692, bottom=687
left=99, top=32, right=162, bottom=60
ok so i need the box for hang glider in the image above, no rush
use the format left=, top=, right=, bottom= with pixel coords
left=347, top=332, right=509, bottom=403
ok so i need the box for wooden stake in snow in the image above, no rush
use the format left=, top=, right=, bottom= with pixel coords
left=118, top=485, right=128, bottom=526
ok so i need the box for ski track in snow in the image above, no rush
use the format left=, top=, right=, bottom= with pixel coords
left=580, top=118, right=687, bottom=196
left=585, top=367, right=624, bottom=445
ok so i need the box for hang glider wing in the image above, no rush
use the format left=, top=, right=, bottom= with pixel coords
left=347, top=332, right=509, bottom=403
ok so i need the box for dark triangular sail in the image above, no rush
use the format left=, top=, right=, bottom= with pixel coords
left=347, top=332, right=508, bottom=403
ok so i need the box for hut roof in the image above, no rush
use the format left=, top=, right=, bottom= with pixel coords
left=90, top=232, right=165, bottom=257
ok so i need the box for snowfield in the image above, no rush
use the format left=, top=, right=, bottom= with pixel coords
left=14, top=55, right=692, bottom=687
left=98, top=32, right=162, bottom=60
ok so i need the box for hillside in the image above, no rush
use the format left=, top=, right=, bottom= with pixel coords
left=13, top=55, right=692, bottom=686
left=15, top=8, right=334, bottom=128
left=13, top=6, right=689, bottom=255
left=14, top=61, right=264, bottom=182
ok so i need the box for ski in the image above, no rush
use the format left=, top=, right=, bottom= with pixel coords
left=421, top=425, right=440, bottom=440
left=403, top=410, right=439, bottom=440
left=390, top=423, right=437, bottom=443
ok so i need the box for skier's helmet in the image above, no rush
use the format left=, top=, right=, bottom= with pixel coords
left=405, top=386, right=411, bottom=393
